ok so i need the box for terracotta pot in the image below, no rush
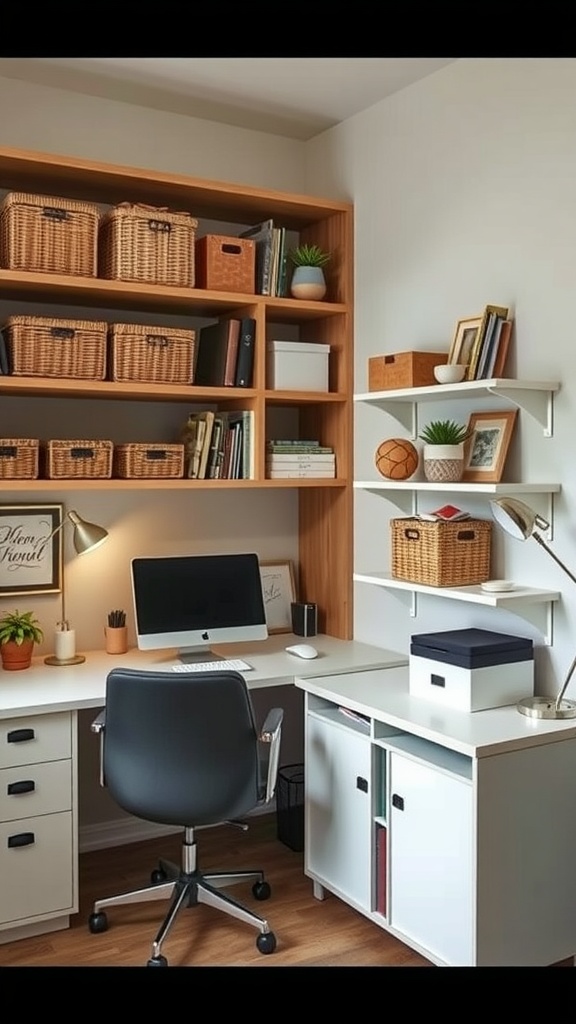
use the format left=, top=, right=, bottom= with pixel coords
left=1, top=639, right=34, bottom=671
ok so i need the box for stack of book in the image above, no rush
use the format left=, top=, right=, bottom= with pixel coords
left=466, top=304, right=513, bottom=381
left=238, top=220, right=288, bottom=297
left=266, top=440, right=336, bottom=479
left=182, top=409, right=253, bottom=480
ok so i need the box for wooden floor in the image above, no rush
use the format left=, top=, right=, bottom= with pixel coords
left=0, top=814, right=432, bottom=969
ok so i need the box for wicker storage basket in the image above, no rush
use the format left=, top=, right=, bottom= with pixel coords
left=391, top=517, right=492, bottom=587
left=0, top=438, right=39, bottom=479
left=368, top=351, right=447, bottom=391
left=114, top=443, right=185, bottom=479
left=0, top=192, right=99, bottom=277
left=4, top=315, right=107, bottom=380
left=45, top=440, right=113, bottom=479
left=99, top=203, right=198, bottom=287
left=108, top=323, right=195, bottom=385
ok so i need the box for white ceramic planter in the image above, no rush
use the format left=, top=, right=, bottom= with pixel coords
left=423, top=443, right=464, bottom=483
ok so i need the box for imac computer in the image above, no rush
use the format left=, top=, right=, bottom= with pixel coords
left=130, top=551, right=268, bottom=663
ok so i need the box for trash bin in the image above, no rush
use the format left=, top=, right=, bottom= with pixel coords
left=276, top=763, right=304, bottom=852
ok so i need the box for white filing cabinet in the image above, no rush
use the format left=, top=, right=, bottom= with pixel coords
left=0, top=711, right=78, bottom=942
left=299, top=666, right=576, bottom=967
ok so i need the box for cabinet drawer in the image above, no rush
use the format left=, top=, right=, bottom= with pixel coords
left=0, top=713, right=72, bottom=768
left=0, top=810, right=75, bottom=926
left=0, top=760, right=72, bottom=821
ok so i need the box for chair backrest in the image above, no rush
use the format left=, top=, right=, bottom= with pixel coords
left=102, top=668, right=261, bottom=828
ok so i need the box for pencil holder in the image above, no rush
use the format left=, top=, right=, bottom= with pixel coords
left=105, top=626, right=128, bottom=655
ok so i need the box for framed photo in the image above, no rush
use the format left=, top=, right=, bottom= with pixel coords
left=259, top=561, right=297, bottom=634
left=462, top=410, right=518, bottom=483
left=0, top=504, right=63, bottom=597
left=448, top=316, right=482, bottom=368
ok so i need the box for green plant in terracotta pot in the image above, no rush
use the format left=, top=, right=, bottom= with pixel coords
left=289, top=244, right=332, bottom=300
left=419, top=419, right=471, bottom=483
left=0, top=609, right=43, bottom=671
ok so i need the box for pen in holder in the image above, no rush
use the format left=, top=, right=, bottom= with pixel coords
left=105, top=609, right=128, bottom=655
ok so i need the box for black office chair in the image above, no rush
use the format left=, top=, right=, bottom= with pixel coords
left=87, top=667, right=284, bottom=967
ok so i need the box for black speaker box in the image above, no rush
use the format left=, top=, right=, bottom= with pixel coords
left=291, top=602, right=318, bottom=637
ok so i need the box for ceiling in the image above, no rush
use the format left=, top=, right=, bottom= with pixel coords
left=0, top=57, right=458, bottom=141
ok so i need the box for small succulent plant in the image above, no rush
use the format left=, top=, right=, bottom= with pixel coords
left=289, top=243, right=331, bottom=268
left=419, top=419, right=471, bottom=445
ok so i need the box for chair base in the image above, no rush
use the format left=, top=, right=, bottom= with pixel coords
left=88, top=826, right=276, bottom=965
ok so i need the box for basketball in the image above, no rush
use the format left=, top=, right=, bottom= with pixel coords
left=375, top=438, right=419, bottom=480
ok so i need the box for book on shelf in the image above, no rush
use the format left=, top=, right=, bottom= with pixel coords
left=205, top=410, right=253, bottom=479
left=268, top=439, right=321, bottom=446
left=234, top=317, right=256, bottom=388
left=239, top=219, right=274, bottom=295
left=267, top=441, right=334, bottom=455
left=267, top=454, right=336, bottom=467
left=475, top=312, right=507, bottom=380
left=267, top=469, right=336, bottom=478
left=194, top=317, right=241, bottom=387
left=182, top=409, right=215, bottom=479
left=466, top=304, right=509, bottom=380
left=488, top=318, right=513, bottom=378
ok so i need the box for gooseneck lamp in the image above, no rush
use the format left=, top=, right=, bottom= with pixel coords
left=44, top=510, right=109, bottom=667
left=489, top=497, right=576, bottom=719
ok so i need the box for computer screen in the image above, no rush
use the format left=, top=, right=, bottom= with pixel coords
left=131, top=552, right=268, bottom=661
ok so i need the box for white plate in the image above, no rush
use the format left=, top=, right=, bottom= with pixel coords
left=481, top=580, right=515, bottom=593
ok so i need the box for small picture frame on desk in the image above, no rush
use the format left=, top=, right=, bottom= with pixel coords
left=259, top=560, right=296, bottom=634
left=0, top=503, right=63, bottom=596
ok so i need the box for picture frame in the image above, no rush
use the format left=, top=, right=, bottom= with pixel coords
left=0, top=503, right=63, bottom=597
left=259, top=560, right=297, bottom=634
left=462, top=410, right=518, bottom=483
left=448, top=316, right=482, bottom=368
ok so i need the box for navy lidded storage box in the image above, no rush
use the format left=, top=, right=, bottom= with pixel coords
left=409, top=628, right=534, bottom=712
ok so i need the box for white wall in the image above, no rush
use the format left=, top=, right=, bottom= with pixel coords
left=306, top=57, right=576, bottom=699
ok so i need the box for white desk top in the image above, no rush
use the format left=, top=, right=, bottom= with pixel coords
left=0, top=634, right=406, bottom=720
left=296, top=666, right=576, bottom=758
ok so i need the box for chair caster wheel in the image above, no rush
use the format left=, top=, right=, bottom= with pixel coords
left=252, top=880, right=271, bottom=901
left=257, top=931, right=276, bottom=955
left=88, top=911, right=108, bottom=933
left=147, top=955, right=168, bottom=966
left=151, top=868, right=167, bottom=884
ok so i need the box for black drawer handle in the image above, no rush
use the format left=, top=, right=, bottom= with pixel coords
left=7, top=728, right=35, bottom=743
left=70, top=447, right=95, bottom=460
left=7, top=780, right=35, bottom=795
left=221, top=243, right=242, bottom=255
left=145, top=449, right=167, bottom=461
left=0, top=445, right=17, bottom=458
left=431, top=673, right=446, bottom=689
left=392, top=793, right=405, bottom=811
left=356, top=776, right=368, bottom=793
left=8, top=832, right=35, bottom=848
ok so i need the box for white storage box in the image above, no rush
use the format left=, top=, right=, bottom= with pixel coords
left=267, top=340, right=330, bottom=392
left=409, top=628, right=534, bottom=712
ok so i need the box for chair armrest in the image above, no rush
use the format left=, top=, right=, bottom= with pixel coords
left=91, top=709, right=106, bottom=734
left=91, top=710, right=106, bottom=786
left=259, top=707, right=284, bottom=804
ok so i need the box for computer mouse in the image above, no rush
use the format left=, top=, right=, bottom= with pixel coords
left=285, top=643, right=318, bottom=660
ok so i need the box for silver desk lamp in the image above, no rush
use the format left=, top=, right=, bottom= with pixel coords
left=490, top=497, right=576, bottom=719
left=44, top=510, right=109, bottom=667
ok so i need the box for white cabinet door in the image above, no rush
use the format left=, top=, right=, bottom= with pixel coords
left=305, top=713, right=372, bottom=910
left=389, top=752, right=474, bottom=966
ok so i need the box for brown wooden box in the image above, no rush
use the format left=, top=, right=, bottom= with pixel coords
left=391, top=517, right=492, bottom=587
left=194, top=234, right=255, bottom=293
left=0, top=192, right=99, bottom=277
left=99, top=203, right=198, bottom=287
left=368, top=351, right=448, bottom=391
left=114, top=443, right=185, bottom=479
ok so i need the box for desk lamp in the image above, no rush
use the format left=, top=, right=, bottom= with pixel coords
left=490, top=497, right=576, bottom=719
left=44, top=510, right=109, bottom=667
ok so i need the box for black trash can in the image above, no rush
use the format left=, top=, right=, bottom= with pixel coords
left=276, top=763, right=304, bottom=852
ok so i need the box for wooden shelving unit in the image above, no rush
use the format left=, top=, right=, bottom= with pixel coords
left=0, top=146, right=354, bottom=639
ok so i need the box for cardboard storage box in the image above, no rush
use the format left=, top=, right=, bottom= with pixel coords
left=267, top=340, right=330, bottom=392
left=409, top=628, right=534, bottom=711
left=368, top=351, right=447, bottom=391
left=195, top=234, right=255, bottom=293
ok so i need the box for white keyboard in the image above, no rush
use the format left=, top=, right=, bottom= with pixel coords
left=172, top=658, right=253, bottom=673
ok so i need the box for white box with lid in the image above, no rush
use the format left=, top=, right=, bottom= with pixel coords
left=267, top=340, right=330, bottom=392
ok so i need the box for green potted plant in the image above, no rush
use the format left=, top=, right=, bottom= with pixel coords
left=419, top=419, right=471, bottom=483
left=289, top=244, right=332, bottom=300
left=0, top=609, right=43, bottom=671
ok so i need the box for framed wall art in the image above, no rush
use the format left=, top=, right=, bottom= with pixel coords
left=448, top=315, right=482, bottom=368
left=259, top=560, right=297, bottom=634
left=462, top=410, right=518, bottom=483
left=0, top=504, right=63, bottom=597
